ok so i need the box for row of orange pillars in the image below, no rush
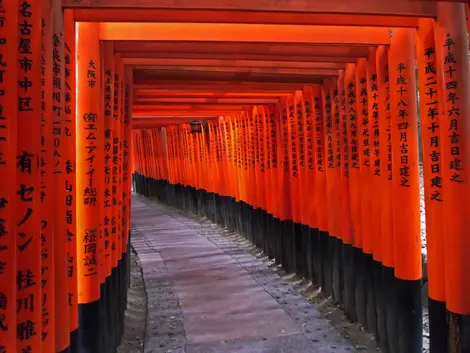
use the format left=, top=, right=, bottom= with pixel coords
left=0, top=1, right=133, bottom=352
left=131, top=4, right=470, bottom=353
left=1, top=0, right=470, bottom=353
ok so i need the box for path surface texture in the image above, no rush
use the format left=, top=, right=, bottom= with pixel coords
left=131, top=195, right=356, bottom=353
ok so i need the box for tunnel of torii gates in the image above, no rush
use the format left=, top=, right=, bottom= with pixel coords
left=2, top=0, right=470, bottom=353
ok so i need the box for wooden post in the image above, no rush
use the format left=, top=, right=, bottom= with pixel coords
left=376, top=44, right=396, bottom=353
left=63, top=10, right=78, bottom=347
left=40, top=0, right=55, bottom=351
left=436, top=3, right=470, bottom=351
left=416, top=17, right=448, bottom=353
left=342, top=66, right=356, bottom=321
left=51, top=0, right=70, bottom=350
left=16, top=0, right=42, bottom=351
left=389, top=27, right=423, bottom=353
left=0, top=1, right=17, bottom=352
left=322, top=80, right=334, bottom=295
left=76, top=22, right=103, bottom=353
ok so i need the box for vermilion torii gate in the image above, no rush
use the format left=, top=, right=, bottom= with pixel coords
left=0, top=0, right=469, bottom=352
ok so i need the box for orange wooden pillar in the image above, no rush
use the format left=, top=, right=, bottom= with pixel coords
left=260, top=107, right=273, bottom=256
left=245, top=110, right=255, bottom=231
left=230, top=116, right=243, bottom=233
left=435, top=3, right=470, bottom=350
left=308, top=84, right=327, bottom=289
left=102, top=41, right=117, bottom=352
left=288, top=95, right=302, bottom=274
left=64, top=10, right=78, bottom=347
left=253, top=107, right=262, bottom=246
left=267, top=107, right=279, bottom=219
left=364, top=47, right=379, bottom=338
left=123, top=68, right=133, bottom=297
left=118, top=69, right=129, bottom=345
left=251, top=107, right=262, bottom=247
left=369, top=45, right=389, bottom=347
left=293, top=93, right=308, bottom=277
left=0, top=1, right=17, bottom=352
left=344, top=63, right=361, bottom=323
left=117, top=55, right=125, bottom=272
left=376, top=44, right=396, bottom=353
left=416, top=18, right=448, bottom=353
left=331, top=82, right=343, bottom=302
left=300, top=86, right=318, bottom=284
left=260, top=106, right=272, bottom=256
left=321, top=80, right=334, bottom=295
left=339, top=68, right=356, bottom=322
left=16, top=0, right=42, bottom=352
left=389, top=27, right=422, bottom=353
left=353, top=58, right=370, bottom=328
left=76, top=22, right=103, bottom=352
left=51, top=1, right=71, bottom=350
left=218, top=117, right=229, bottom=226
left=344, top=63, right=362, bottom=265
left=288, top=96, right=302, bottom=250
left=40, top=1, right=55, bottom=351
left=112, top=54, right=124, bottom=341
left=102, top=42, right=114, bottom=300
left=279, top=98, right=294, bottom=272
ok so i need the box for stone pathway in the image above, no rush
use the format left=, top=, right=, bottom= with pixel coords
left=131, top=195, right=356, bottom=353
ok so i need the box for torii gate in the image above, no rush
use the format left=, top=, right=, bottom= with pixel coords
left=0, top=0, right=469, bottom=352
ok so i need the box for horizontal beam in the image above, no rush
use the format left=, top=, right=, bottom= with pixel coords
left=133, top=116, right=217, bottom=121
left=121, top=52, right=362, bottom=63
left=134, top=97, right=279, bottom=104
left=63, top=0, right=438, bottom=18
left=72, top=9, right=420, bottom=27
left=134, top=91, right=290, bottom=98
left=100, top=23, right=391, bottom=45
left=114, top=41, right=371, bottom=58
left=123, top=57, right=346, bottom=69
left=133, top=111, right=238, bottom=117
left=133, top=82, right=305, bottom=92
left=133, top=66, right=340, bottom=76
left=133, top=70, right=330, bottom=84
left=134, top=103, right=260, bottom=110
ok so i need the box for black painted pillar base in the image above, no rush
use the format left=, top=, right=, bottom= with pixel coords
left=319, top=231, right=332, bottom=295
left=293, top=222, right=304, bottom=277
left=274, top=218, right=283, bottom=266
left=70, top=328, right=79, bottom=353
left=282, top=220, right=295, bottom=273
left=78, top=299, right=102, bottom=353
left=236, top=201, right=244, bottom=235
left=383, top=265, right=398, bottom=353
left=354, top=247, right=367, bottom=327
left=253, top=208, right=261, bottom=248
left=395, top=277, right=422, bottom=353
left=331, top=237, right=343, bottom=304
left=342, top=243, right=356, bottom=322
left=373, top=259, right=387, bottom=350
left=246, top=204, right=254, bottom=242
left=229, top=198, right=237, bottom=231
left=310, top=228, right=321, bottom=287
left=302, top=225, right=311, bottom=280
left=364, top=253, right=377, bottom=335
left=447, top=311, right=470, bottom=353
left=261, top=210, right=268, bottom=254
left=99, top=279, right=108, bottom=353
left=116, top=258, right=123, bottom=346
left=428, top=298, right=447, bottom=353
left=266, top=215, right=275, bottom=259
